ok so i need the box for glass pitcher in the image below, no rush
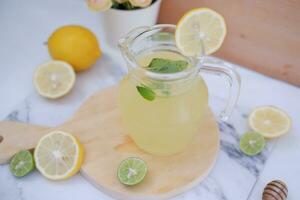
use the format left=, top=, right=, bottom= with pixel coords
left=118, top=24, right=240, bottom=156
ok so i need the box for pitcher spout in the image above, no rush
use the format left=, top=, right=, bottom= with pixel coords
left=118, top=26, right=149, bottom=69
left=117, top=37, right=127, bottom=53
left=118, top=26, right=149, bottom=49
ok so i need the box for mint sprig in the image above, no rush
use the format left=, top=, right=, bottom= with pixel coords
left=136, top=86, right=156, bottom=101
left=147, top=58, right=188, bottom=73
left=136, top=58, right=187, bottom=101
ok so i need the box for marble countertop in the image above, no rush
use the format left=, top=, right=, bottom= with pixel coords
left=1, top=0, right=300, bottom=199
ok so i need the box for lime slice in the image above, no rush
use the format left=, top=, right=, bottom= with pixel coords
left=10, top=150, right=35, bottom=177
left=248, top=106, right=292, bottom=139
left=117, top=157, right=148, bottom=186
left=240, top=132, right=265, bottom=156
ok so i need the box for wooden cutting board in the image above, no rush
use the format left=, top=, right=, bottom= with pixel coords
left=0, top=86, right=220, bottom=200
left=158, top=0, right=300, bottom=86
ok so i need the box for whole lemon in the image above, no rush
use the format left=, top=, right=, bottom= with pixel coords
left=48, top=25, right=101, bottom=72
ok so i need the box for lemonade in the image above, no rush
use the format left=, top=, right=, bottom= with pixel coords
left=119, top=51, right=209, bottom=156
left=118, top=23, right=240, bottom=156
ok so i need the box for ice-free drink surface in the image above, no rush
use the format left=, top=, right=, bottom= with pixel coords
left=119, top=51, right=209, bottom=156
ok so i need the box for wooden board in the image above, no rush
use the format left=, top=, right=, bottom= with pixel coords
left=0, top=86, right=220, bottom=200
left=158, top=0, right=300, bottom=86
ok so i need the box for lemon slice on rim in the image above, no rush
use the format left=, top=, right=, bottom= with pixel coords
left=175, top=8, right=227, bottom=56
left=248, top=106, right=292, bottom=139
left=34, top=61, right=76, bottom=99
left=34, top=131, right=84, bottom=180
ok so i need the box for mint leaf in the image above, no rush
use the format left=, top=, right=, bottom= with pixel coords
left=136, top=86, right=156, bottom=101
left=147, top=58, right=188, bottom=73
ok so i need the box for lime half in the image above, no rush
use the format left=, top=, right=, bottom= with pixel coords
left=117, top=157, right=148, bottom=186
left=10, top=150, right=35, bottom=177
left=240, top=132, right=266, bottom=156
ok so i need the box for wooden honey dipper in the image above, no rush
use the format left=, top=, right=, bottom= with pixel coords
left=263, top=180, right=288, bottom=200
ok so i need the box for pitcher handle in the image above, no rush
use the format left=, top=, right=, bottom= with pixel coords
left=200, top=56, right=241, bottom=121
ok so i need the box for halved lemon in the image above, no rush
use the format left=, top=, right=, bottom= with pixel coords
left=248, top=106, right=292, bottom=139
left=34, top=61, right=76, bottom=99
left=34, top=131, right=84, bottom=180
left=175, top=8, right=227, bottom=56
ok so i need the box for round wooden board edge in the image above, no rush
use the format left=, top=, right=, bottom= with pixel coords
left=79, top=109, right=220, bottom=200
left=81, top=149, right=219, bottom=200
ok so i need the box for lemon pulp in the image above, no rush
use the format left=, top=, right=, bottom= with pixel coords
left=34, top=61, right=76, bottom=99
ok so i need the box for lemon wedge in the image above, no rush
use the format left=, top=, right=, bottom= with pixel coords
left=175, top=8, right=227, bottom=56
left=34, top=131, right=84, bottom=180
left=248, top=106, right=292, bottom=139
left=34, top=61, right=76, bottom=99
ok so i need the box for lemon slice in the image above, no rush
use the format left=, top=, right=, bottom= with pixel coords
left=34, top=131, right=84, bottom=180
left=175, top=8, right=227, bottom=56
left=34, top=61, right=76, bottom=99
left=248, top=106, right=292, bottom=139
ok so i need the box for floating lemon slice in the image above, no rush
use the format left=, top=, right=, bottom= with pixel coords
left=248, top=106, right=292, bottom=139
left=34, top=131, right=84, bottom=180
left=34, top=61, right=76, bottom=99
left=175, top=8, right=227, bottom=56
